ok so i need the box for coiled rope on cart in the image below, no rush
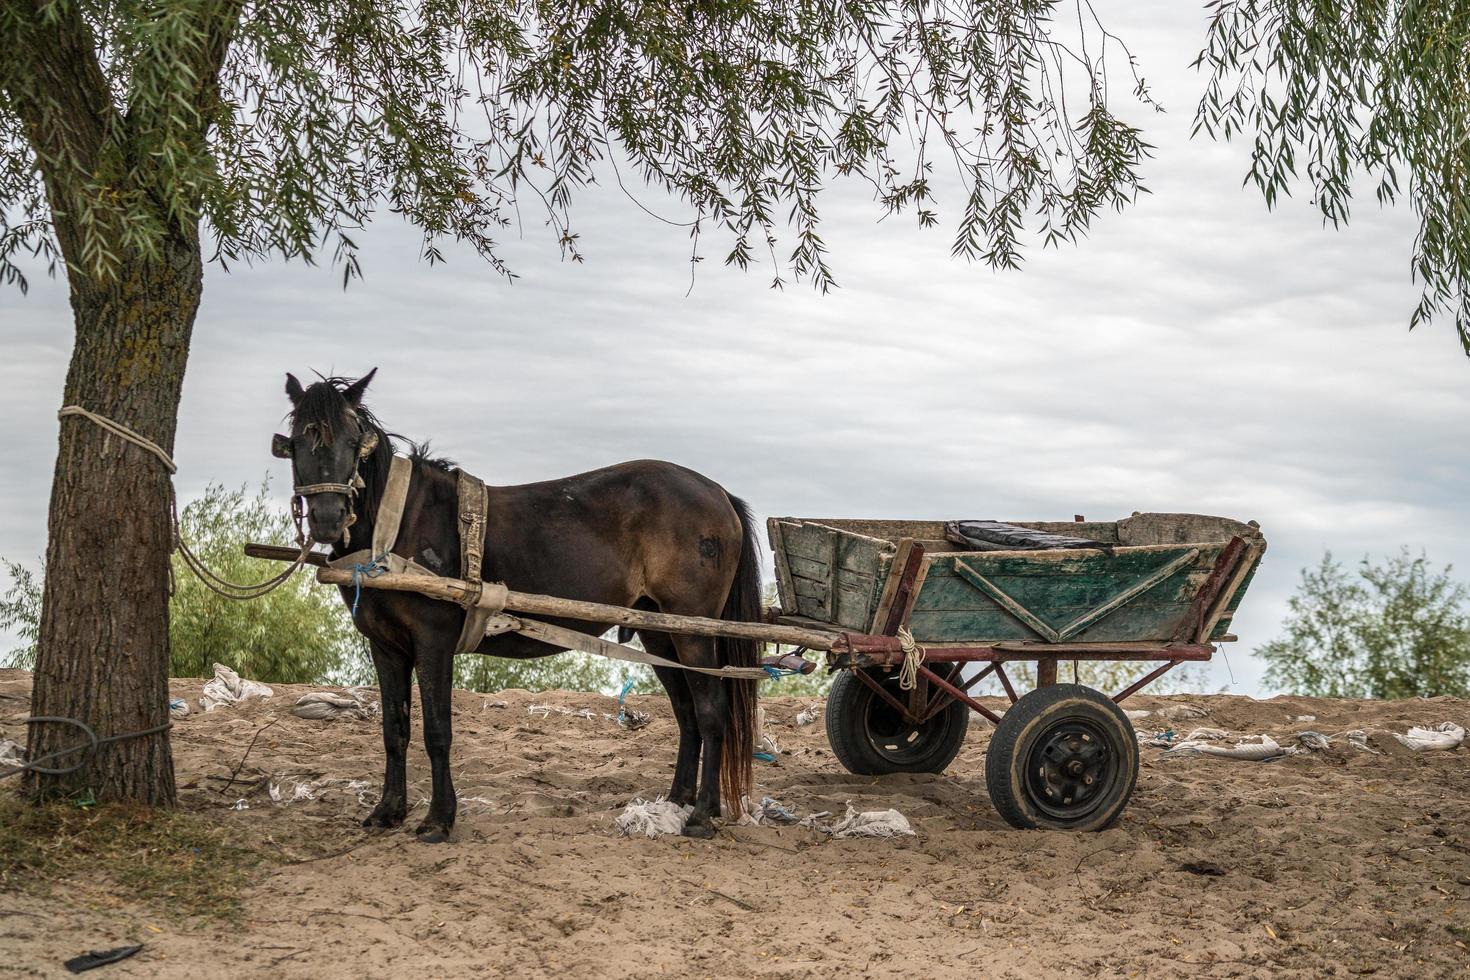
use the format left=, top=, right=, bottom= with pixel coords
left=896, top=625, right=926, bottom=691
left=57, top=406, right=312, bottom=600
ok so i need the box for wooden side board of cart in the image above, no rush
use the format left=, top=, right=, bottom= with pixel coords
left=246, top=511, right=1265, bottom=832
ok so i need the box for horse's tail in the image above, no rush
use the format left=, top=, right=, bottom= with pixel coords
left=719, top=493, right=762, bottom=810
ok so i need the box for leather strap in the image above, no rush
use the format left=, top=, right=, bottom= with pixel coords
left=453, top=469, right=494, bottom=654
left=372, top=456, right=413, bottom=558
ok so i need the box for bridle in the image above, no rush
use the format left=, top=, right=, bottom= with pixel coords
left=272, top=424, right=380, bottom=544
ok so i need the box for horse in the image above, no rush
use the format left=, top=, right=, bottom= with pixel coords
left=275, top=370, right=760, bottom=842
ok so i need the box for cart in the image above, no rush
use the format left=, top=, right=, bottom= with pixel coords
left=763, top=512, right=1265, bottom=829
left=246, top=510, right=1265, bottom=832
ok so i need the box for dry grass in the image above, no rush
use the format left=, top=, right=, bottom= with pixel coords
left=0, top=789, right=272, bottom=922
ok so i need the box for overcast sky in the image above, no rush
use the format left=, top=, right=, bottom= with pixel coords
left=3, top=5, right=1466, bottom=695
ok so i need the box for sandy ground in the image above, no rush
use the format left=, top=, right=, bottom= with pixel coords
left=2, top=667, right=1469, bottom=978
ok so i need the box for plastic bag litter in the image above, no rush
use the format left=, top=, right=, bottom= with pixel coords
left=1395, top=722, right=1465, bottom=752
left=738, top=795, right=801, bottom=826
left=169, top=698, right=190, bottom=719
left=292, top=691, right=376, bottom=721
left=200, top=663, right=272, bottom=711
left=828, top=804, right=915, bottom=839
left=795, top=703, right=822, bottom=727
left=1154, top=704, right=1208, bottom=721
left=0, top=738, right=22, bottom=767
left=615, top=797, right=692, bottom=837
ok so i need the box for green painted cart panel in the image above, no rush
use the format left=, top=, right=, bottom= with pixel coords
left=768, top=514, right=1266, bottom=645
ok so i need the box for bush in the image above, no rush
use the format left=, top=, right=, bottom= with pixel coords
left=1, top=480, right=371, bottom=684
left=1259, top=550, right=1470, bottom=699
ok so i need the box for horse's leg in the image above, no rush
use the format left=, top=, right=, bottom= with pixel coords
left=648, top=652, right=699, bottom=806
left=413, top=645, right=458, bottom=844
left=364, top=641, right=412, bottom=829
left=673, top=635, right=730, bottom=838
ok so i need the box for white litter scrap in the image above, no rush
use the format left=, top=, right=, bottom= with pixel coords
left=615, top=797, right=692, bottom=838
left=169, top=698, right=190, bottom=719
left=1156, top=723, right=1465, bottom=761
left=738, top=795, right=801, bottom=826
left=528, top=704, right=595, bottom=720
left=0, top=738, right=23, bottom=768
left=268, top=780, right=317, bottom=804
left=1395, top=722, right=1465, bottom=752
left=200, top=663, right=273, bottom=711
left=292, top=690, right=377, bottom=721
left=795, top=703, right=822, bottom=727
left=827, top=804, right=915, bottom=839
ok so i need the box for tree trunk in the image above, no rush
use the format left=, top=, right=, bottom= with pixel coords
left=24, top=232, right=202, bottom=805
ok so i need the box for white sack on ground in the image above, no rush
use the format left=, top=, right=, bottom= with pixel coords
left=1395, top=722, right=1465, bottom=752
left=292, top=691, right=375, bottom=721
left=829, top=804, right=916, bottom=839
left=200, top=663, right=272, bottom=711
left=615, top=797, right=691, bottom=837
left=1162, top=735, right=1288, bottom=761
left=169, top=698, right=190, bottom=718
left=0, top=738, right=22, bottom=767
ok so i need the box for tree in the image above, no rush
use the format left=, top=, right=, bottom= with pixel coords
left=2, top=0, right=1150, bottom=804
left=1258, top=550, right=1470, bottom=699
left=1195, top=0, right=1470, bottom=350
left=2, top=481, right=372, bottom=685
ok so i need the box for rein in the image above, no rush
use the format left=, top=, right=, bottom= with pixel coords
left=58, top=406, right=313, bottom=600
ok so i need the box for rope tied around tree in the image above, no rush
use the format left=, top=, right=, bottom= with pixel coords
left=896, top=625, right=926, bottom=691
left=0, top=716, right=173, bottom=781
left=57, top=405, right=312, bottom=600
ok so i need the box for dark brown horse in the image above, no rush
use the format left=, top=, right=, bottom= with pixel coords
left=277, top=371, right=760, bottom=841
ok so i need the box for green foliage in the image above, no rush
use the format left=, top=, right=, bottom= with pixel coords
left=1258, top=550, right=1470, bottom=699
left=453, top=648, right=643, bottom=695
left=1196, top=0, right=1470, bottom=351
left=0, top=559, right=40, bottom=670
left=1, top=481, right=370, bottom=683
left=167, top=480, right=372, bottom=684
left=0, top=1, right=1153, bottom=293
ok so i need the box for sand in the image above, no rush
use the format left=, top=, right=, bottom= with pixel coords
left=2, top=667, right=1468, bottom=978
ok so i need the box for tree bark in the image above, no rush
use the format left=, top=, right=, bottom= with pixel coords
left=24, top=231, right=202, bottom=805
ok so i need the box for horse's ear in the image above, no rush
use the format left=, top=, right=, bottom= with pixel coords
left=285, top=373, right=305, bottom=405
left=343, top=367, right=377, bottom=407
left=271, top=433, right=292, bottom=459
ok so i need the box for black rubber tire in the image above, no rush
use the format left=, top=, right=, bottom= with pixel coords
left=825, top=668, right=970, bottom=775
left=984, top=684, right=1138, bottom=831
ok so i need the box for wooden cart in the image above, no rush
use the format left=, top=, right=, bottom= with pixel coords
left=248, top=511, right=1265, bottom=832
left=764, top=512, right=1266, bottom=830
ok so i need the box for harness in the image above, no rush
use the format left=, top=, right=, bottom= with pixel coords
left=326, top=454, right=495, bottom=654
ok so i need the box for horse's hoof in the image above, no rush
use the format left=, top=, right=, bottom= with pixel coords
left=681, top=820, right=717, bottom=839
left=415, top=821, right=452, bottom=844
left=362, top=809, right=404, bottom=830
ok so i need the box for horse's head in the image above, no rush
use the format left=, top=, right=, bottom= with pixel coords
left=275, top=368, right=380, bottom=545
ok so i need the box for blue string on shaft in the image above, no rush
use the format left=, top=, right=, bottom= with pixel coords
left=350, top=552, right=390, bottom=617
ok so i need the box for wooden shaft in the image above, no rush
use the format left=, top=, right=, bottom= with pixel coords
left=313, top=566, right=840, bottom=650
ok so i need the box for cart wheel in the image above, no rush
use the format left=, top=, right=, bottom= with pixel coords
left=825, top=668, right=970, bottom=775
left=984, top=684, right=1137, bottom=832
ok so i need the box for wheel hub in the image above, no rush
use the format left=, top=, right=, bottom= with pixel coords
left=1026, top=719, right=1116, bottom=820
